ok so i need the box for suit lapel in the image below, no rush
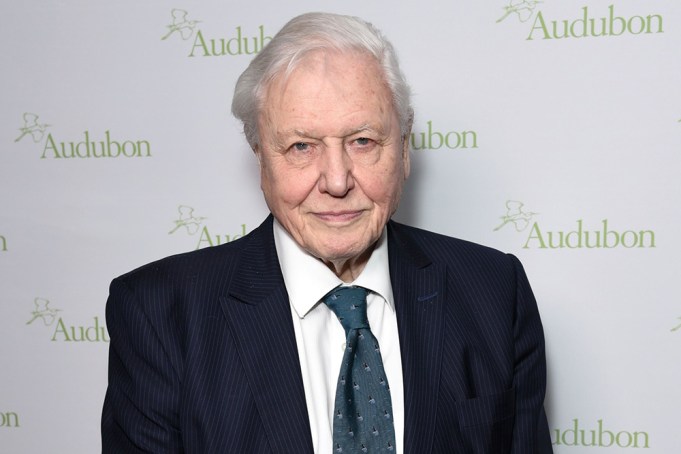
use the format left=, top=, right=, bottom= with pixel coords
left=388, top=221, right=446, bottom=454
left=218, top=217, right=445, bottom=453
left=219, top=216, right=314, bottom=453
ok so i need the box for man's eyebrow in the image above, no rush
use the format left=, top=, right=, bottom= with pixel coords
left=346, top=124, right=378, bottom=135
left=282, top=124, right=381, bottom=138
left=273, top=129, right=312, bottom=138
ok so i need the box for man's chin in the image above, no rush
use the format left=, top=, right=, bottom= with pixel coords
left=312, top=239, right=376, bottom=265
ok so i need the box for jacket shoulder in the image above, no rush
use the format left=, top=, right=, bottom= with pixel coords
left=116, top=235, right=246, bottom=289
left=113, top=216, right=277, bottom=297
left=388, top=220, right=513, bottom=268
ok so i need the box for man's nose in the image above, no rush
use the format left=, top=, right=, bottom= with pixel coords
left=317, top=145, right=355, bottom=197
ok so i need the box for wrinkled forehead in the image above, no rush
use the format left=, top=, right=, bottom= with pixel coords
left=258, top=50, right=397, bottom=138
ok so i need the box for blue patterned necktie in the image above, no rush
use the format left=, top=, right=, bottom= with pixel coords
left=323, top=286, right=396, bottom=453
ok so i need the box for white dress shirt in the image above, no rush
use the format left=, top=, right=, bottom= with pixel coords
left=272, top=220, right=405, bottom=454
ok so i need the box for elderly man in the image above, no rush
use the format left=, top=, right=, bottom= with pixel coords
left=102, top=12, right=552, bottom=454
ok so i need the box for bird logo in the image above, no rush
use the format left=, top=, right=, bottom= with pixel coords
left=169, top=205, right=206, bottom=235
left=494, top=200, right=539, bottom=232
left=672, top=317, right=681, bottom=333
left=15, top=113, right=50, bottom=143
left=497, top=0, right=543, bottom=23
left=161, top=9, right=201, bottom=41
left=26, top=298, right=61, bottom=326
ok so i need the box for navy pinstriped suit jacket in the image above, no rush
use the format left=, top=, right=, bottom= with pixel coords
left=102, top=215, right=553, bottom=453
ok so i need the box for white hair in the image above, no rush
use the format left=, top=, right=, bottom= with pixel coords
left=231, top=12, right=413, bottom=149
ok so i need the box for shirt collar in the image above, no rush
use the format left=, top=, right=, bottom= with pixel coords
left=272, top=218, right=394, bottom=319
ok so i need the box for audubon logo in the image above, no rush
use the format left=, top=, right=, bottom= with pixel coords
left=161, top=9, right=201, bottom=41
left=0, top=234, right=6, bottom=252
left=497, top=0, right=543, bottom=23
left=14, top=113, right=50, bottom=143
left=499, top=3, right=665, bottom=40
left=169, top=205, right=206, bottom=235
left=162, top=9, right=272, bottom=58
left=26, top=297, right=109, bottom=342
left=15, top=113, right=152, bottom=160
left=409, top=121, right=478, bottom=150
left=672, top=317, right=681, bottom=333
left=494, top=200, right=538, bottom=232
left=169, top=205, right=248, bottom=250
left=26, top=298, right=61, bottom=326
left=41, top=131, right=151, bottom=159
left=494, top=200, right=656, bottom=249
left=0, top=411, right=20, bottom=428
left=552, top=419, right=650, bottom=448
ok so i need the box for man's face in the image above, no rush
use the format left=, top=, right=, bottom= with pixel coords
left=257, top=50, right=410, bottom=272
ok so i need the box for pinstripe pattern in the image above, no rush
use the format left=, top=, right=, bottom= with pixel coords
left=102, top=217, right=313, bottom=453
left=388, top=222, right=552, bottom=454
left=102, top=216, right=551, bottom=453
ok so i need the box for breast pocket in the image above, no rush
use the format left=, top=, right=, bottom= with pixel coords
left=454, top=388, right=515, bottom=453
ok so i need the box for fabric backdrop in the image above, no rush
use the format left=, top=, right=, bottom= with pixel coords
left=1, top=1, right=679, bottom=451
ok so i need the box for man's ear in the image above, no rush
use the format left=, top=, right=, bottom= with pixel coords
left=253, top=144, right=262, bottom=167
left=402, top=109, right=414, bottom=179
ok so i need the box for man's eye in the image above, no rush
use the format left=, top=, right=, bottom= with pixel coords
left=292, top=142, right=309, bottom=152
left=355, top=137, right=371, bottom=146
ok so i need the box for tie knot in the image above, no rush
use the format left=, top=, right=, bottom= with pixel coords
left=323, top=286, right=369, bottom=333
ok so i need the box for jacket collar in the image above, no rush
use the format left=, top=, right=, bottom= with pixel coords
left=388, top=220, right=446, bottom=454
left=220, top=216, right=445, bottom=454
left=220, top=215, right=315, bottom=453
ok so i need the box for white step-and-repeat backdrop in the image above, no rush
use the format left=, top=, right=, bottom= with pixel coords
left=2, top=1, right=679, bottom=452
